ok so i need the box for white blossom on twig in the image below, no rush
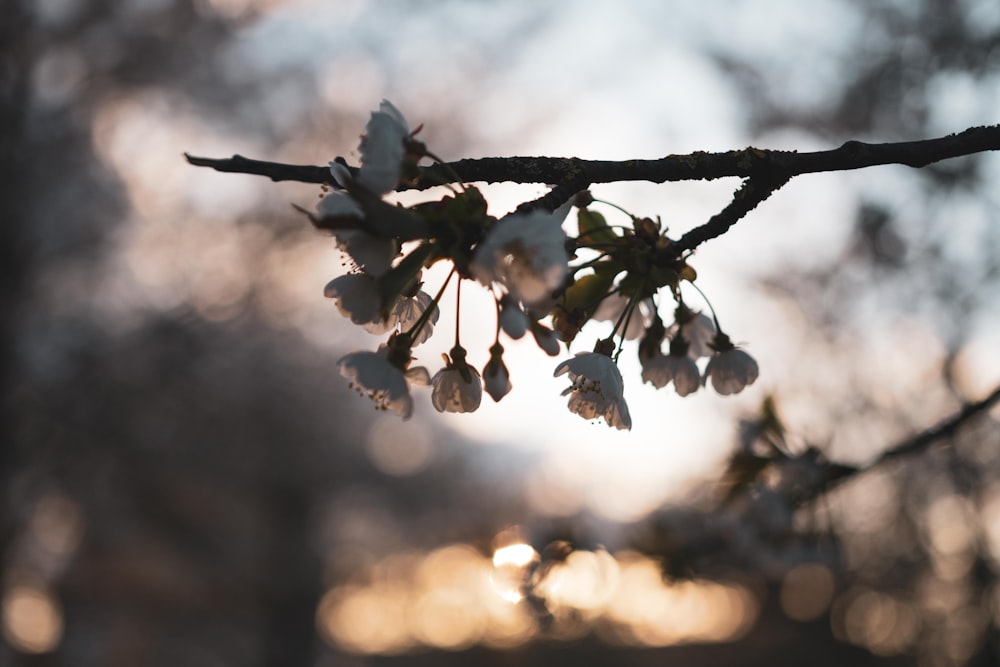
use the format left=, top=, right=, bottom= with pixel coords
left=554, top=351, right=631, bottom=430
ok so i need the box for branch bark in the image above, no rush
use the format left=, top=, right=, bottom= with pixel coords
left=185, top=124, right=1000, bottom=189
left=186, top=124, right=1000, bottom=256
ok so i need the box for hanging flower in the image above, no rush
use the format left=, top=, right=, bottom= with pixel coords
left=554, top=348, right=631, bottom=430
left=638, top=314, right=667, bottom=365
left=325, top=274, right=438, bottom=343
left=324, top=273, right=384, bottom=328
left=431, top=346, right=483, bottom=413
left=338, top=347, right=430, bottom=419
left=315, top=166, right=397, bottom=275
left=641, top=336, right=701, bottom=396
left=358, top=99, right=410, bottom=194
left=470, top=208, right=570, bottom=306
left=674, top=304, right=717, bottom=359
left=387, top=289, right=438, bottom=345
left=482, top=343, right=512, bottom=402
left=704, top=333, right=759, bottom=395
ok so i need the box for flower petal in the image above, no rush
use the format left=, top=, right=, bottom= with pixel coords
left=317, top=190, right=363, bottom=219
left=357, top=101, right=409, bottom=194
left=324, top=274, right=383, bottom=326
left=471, top=208, right=570, bottom=306
left=338, top=351, right=415, bottom=419
left=405, top=366, right=431, bottom=387
left=681, top=312, right=717, bottom=359
left=641, top=354, right=701, bottom=396
left=556, top=352, right=631, bottom=430
left=431, top=367, right=483, bottom=413
left=334, top=230, right=396, bottom=276
left=705, top=349, right=759, bottom=395
left=328, top=162, right=353, bottom=188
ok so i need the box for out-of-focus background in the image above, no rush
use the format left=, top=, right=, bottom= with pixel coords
left=4, top=0, right=1000, bottom=665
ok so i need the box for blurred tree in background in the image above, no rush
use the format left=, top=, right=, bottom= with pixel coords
left=2, top=1, right=1000, bottom=666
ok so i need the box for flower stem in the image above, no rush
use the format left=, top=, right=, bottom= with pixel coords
left=405, top=266, right=455, bottom=342
left=492, top=296, right=502, bottom=345
left=610, top=295, right=640, bottom=360
left=454, top=277, right=463, bottom=345
left=591, top=197, right=636, bottom=220
left=570, top=252, right=612, bottom=272
left=424, top=149, right=466, bottom=193
left=684, top=281, right=724, bottom=333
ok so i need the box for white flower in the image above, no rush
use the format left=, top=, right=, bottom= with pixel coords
left=325, top=275, right=438, bottom=343
left=316, top=173, right=397, bottom=276
left=682, top=312, right=717, bottom=359
left=673, top=306, right=716, bottom=359
left=317, top=188, right=363, bottom=219
left=641, top=354, right=701, bottom=396
left=387, top=290, right=438, bottom=345
left=704, top=335, right=759, bottom=395
left=554, top=352, right=631, bottom=430
left=358, top=100, right=410, bottom=194
left=482, top=343, right=512, bottom=402
left=431, top=348, right=483, bottom=413
left=471, top=208, right=570, bottom=306
left=336, top=231, right=396, bottom=276
left=324, top=274, right=383, bottom=327
left=338, top=350, right=430, bottom=419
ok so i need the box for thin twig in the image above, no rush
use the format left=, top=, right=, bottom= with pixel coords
left=183, top=153, right=335, bottom=184
left=674, top=174, right=791, bottom=253
left=871, top=384, right=1000, bottom=469
left=816, top=384, right=1000, bottom=496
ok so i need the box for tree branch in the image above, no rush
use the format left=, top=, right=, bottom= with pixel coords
left=815, top=384, right=1000, bottom=497
left=184, top=153, right=333, bottom=184
left=185, top=124, right=1000, bottom=190
left=869, top=384, right=1000, bottom=470
left=674, top=174, right=791, bottom=253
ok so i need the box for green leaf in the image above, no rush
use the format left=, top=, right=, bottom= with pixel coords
left=591, top=259, right=624, bottom=279
left=577, top=209, right=618, bottom=246
left=563, top=272, right=615, bottom=313
left=552, top=271, right=616, bottom=344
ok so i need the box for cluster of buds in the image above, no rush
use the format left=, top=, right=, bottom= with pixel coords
left=309, top=101, right=758, bottom=429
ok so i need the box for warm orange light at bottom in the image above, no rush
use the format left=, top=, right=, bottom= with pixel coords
left=1, top=584, right=63, bottom=654
left=599, top=552, right=756, bottom=646
left=316, top=540, right=758, bottom=654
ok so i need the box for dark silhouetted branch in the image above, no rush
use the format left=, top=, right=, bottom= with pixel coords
left=674, top=174, right=791, bottom=253
left=813, top=384, right=1000, bottom=498
left=184, top=153, right=333, bottom=184
left=187, top=126, right=1000, bottom=254
left=871, top=384, right=1000, bottom=469
left=185, top=124, right=1000, bottom=190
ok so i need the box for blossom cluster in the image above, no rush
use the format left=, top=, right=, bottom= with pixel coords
left=310, top=101, right=758, bottom=429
